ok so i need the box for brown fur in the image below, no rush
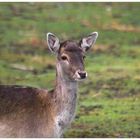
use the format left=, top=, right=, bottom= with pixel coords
left=0, top=85, right=56, bottom=137
left=59, top=41, right=85, bottom=75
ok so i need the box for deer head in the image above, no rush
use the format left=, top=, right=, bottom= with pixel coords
left=46, top=32, right=98, bottom=81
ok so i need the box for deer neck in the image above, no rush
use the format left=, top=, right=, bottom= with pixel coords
left=55, top=62, right=78, bottom=109
left=54, top=62, right=78, bottom=134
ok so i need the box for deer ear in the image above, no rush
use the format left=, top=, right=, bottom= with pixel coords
left=80, top=32, right=98, bottom=52
left=46, top=32, right=60, bottom=53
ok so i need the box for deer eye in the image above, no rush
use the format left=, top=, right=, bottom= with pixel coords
left=83, top=56, right=86, bottom=59
left=61, top=55, right=68, bottom=61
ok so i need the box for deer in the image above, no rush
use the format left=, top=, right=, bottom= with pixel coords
left=0, top=31, right=98, bottom=138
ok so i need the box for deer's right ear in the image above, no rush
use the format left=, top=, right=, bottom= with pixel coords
left=46, top=32, right=60, bottom=54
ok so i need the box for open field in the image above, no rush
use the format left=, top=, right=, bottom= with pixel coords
left=0, top=3, right=140, bottom=137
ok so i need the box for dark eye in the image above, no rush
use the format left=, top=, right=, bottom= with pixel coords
left=83, top=56, right=86, bottom=59
left=61, top=55, right=68, bottom=61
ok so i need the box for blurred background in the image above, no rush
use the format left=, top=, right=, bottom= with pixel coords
left=0, top=2, right=140, bottom=137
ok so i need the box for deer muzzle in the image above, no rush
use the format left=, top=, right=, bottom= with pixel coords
left=73, top=70, right=87, bottom=81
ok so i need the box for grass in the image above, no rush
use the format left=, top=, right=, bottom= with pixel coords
left=0, top=2, right=140, bottom=138
left=65, top=96, right=140, bottom=138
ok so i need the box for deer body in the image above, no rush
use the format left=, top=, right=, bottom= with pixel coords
left=0, top=86, right=54, bottom=137
left=0, top=32, right=98, bottom=137
left=0, top=73, right=77, bottom=137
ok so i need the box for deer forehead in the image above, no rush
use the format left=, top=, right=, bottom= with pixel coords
left=59, top=41, right=83, bottom=57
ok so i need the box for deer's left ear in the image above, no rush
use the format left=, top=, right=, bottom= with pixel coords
left=80, top=32, right=98, bottom=52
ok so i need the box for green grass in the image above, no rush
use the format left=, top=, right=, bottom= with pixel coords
left=65, top=97, right=140, bottom=138
left=0, top=3, right=140, bottom=138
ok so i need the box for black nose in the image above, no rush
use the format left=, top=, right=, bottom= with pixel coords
left=78, top=71, right=87, bottom=79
